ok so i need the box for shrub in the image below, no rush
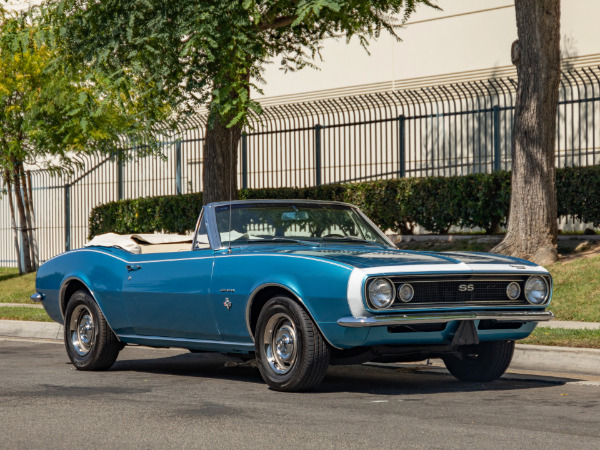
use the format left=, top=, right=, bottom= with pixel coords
left=88, top=166, right=599, bottom=238
left=557, top=165, right=600, bottom=226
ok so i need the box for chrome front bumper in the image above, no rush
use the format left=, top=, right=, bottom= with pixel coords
left=337, top=311, right=554, bottom=328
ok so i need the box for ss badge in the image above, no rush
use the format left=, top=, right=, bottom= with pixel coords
left=458, top=284, right=474, bottom=292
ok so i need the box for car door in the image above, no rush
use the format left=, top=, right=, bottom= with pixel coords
left=120, top=248, right=219, bottom=340
left=209, top=248, right=256, bottom=343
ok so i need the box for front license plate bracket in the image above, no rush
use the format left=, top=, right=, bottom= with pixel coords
left=452, top=320, right=480, bottom=346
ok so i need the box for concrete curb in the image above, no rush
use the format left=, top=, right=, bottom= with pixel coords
left=512, top=344, right=600, bottom=376
left=0, top=319, right=63, bottom=340
left=1, top=320, right=598, bottom=376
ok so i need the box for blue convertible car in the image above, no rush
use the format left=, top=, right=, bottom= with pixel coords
left=33, top=200, right=553, bottom=391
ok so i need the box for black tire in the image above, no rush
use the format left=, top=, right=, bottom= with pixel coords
left=64, top=289, right=121, bottom=370
left=443, top=340, right=515, bottom=382
left=255, top=297, right=330, bottom=392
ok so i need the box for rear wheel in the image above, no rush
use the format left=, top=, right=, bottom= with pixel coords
left=64, top=289, right=121, bottom=370
left=255, top=296, right=330, bottom=392
left=443, top=340, right=515, bottom=382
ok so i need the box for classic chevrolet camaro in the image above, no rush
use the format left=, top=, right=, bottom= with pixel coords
left=33, top=200, right=553, bottom=391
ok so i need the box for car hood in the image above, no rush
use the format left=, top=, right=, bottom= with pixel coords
left=236, top=245, right=540, bottom=271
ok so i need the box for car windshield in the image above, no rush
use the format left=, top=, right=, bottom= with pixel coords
left=214, top=202, right=391, bottom=248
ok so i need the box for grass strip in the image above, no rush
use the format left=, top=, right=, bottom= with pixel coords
left=546, top=255, right=600, bottom=322
left=0, top=307, right=52, bottom=322
left=521, top=327, right=600, bottom=349
left=0, top=268, right=36, bottom=304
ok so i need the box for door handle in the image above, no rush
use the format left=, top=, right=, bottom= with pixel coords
left=126, top=265, right=142, bottom=272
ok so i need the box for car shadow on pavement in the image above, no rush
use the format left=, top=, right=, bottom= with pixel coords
left=109, top=349, right=577, bottom=395
left=110, top=351, right=266, bottom=386
left=315, top=363, right=573, bottom=396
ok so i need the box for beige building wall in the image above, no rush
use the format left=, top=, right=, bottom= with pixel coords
left=257, top=0, right=599, bottom=103
left=7, top=0, right=595, bottom=100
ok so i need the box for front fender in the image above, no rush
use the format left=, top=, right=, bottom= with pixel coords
left=211, top=252, right=369, bottom=348
left=36, top=248, right=130, bottom=332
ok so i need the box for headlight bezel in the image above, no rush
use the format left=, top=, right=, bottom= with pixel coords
left=367, top=277, right=395, bottom=309
left=524, top=276, right=550, bottom=305
left=506, top=281, right=521, bottom=300
left=397, top=283, right=415, bottom=303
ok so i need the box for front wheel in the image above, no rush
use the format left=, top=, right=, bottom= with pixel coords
left=255, top=297, right=330, bottom=392
left=443, top=340, right=515, bottom=382
left=64, top=289, right=121, bottom=370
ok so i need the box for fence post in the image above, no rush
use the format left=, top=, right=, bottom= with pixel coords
left=493, top=105, right=501, bottom=172
left=398, top=115, right=406, bottom=177
left=19, top=227, right=25, bottom=274
left=175, top=140, right=182, bottom=195
left=64, top=184, right=71, bottom=251
left=315, top=124, right=322, bottom=186
left=117, top=152, right=124, bottom=200
left=241, top=132, right=248, bottom=189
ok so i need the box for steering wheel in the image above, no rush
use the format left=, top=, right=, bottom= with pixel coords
left=322, top=233, right=345, bottom=238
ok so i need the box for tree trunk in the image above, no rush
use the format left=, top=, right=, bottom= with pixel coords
left=202, top=113, right=242, bottom=205
left=20, top=165, right=38, bottom=270
left=492, top=0, right=561, bottom=266
left=26, top=170, right=40, bottom=269
left=4, top=172, right=23, bottom=275
left=11, top=163, right=34, bottom=273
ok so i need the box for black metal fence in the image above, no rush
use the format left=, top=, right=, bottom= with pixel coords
left=2, top=65, right=600, bottom=267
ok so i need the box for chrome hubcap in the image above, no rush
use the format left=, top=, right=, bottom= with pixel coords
left=69, top=305, right=95, bottom=356
left=263, top=313, right=298, bottom=375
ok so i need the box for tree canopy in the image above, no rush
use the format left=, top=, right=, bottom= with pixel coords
left=1, top=5, right=164, bottom=272
left=1, top=6, right=161, bottom=173
left=46, top=0, right=438, bottom=203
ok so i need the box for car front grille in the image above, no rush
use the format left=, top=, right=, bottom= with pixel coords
left=409, top=279, right=521, bottom=304
left=366, top=274, right=548, bottom=309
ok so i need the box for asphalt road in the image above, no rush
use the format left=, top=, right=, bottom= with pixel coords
left=2, top=338, right=600, bottom=449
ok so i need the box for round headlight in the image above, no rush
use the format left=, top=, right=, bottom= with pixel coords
left=524, top=276, right=548, bottom=305
left=368, top=278, right=394, bottom=309
left=506, top=282, right=521, bottom=300
left=397, top=284, right=415, bottom=303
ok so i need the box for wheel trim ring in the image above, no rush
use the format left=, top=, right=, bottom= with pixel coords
left=263, top=313, right=298, bottom=375
left=69, top=305, right=95, bottom=357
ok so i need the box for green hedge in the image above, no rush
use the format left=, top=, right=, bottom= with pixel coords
left=557, top=166, right=600, bottom=226
left=88, top=193, right=204, bottom=237
left=88, top=165, right=600, bottom=238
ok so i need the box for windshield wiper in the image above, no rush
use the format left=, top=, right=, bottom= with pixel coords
left=260, top=237, right=321, bottom=247
left=321, top=236, right=389, bottom=248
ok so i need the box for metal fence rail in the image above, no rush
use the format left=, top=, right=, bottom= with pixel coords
left=2, top=65, right=600, bottom=267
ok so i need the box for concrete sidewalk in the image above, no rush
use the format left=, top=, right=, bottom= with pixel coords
left=538, top=320, right=600, bottom=330
left=0, top=303, right=44, bottom=309
left=1, top=318, right=599, bottom=377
